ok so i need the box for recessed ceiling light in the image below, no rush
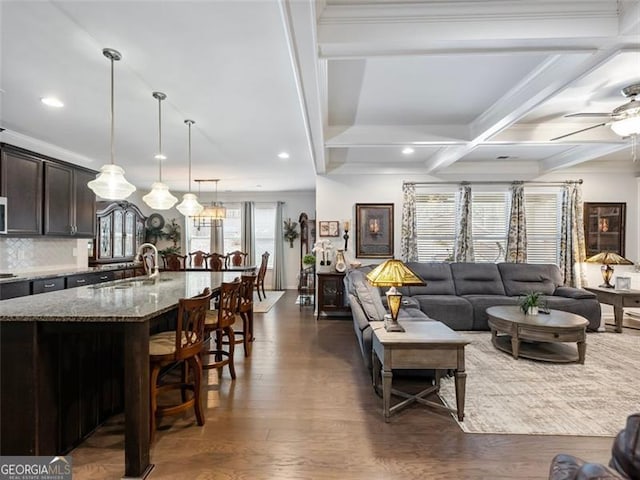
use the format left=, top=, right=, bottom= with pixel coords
left=154, top=154, right=167, bottom=160
left=278, top=152, right=290, bottom=159
left=402, top=147, right=414, bottom=155
left=41, top=97, right=64, bottom=108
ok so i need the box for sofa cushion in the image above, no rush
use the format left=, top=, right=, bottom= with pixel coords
left=498, top=263, right=562, bottom=296
left=451, top=263, right=506, bottom=296
left=350, top=273, right=387, bottom=321
left=348, top=293, right=371, bottom=332
left=464, top=295, right=520, bottom=330
left=412, top=294, right=474, bottom=330
left=404, top=262, right=456, bottom=295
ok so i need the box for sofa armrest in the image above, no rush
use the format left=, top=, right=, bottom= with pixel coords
left=553, top=286, right=597, bottom=300
left=549, top=454, right=623, bottom=480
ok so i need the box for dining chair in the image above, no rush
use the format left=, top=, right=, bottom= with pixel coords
left=148, top=287, right=212, bottom=442
left=255, top=252, right=270, bottom=301
left=202, top=280, right=241, bottom=379
left=207, top=253, right=226, bottom=272
left=188, top=250, right=209, bottom=268
left=226, top=250, right=249, bottom=268
left=231, top=274, right=256, bottom=357
left=163, top=253, right=187, bottom=271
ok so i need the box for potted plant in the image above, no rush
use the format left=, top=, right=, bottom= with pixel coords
left=283, top=218, right=299, bottom=248
left=520, top=291, right=543, bottom=315
left=302, top=254, right=316, bottom=266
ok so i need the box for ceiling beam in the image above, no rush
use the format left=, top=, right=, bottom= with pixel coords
left=540, top=143, right=631, bottom=172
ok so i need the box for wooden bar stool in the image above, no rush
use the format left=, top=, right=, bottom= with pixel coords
left=237, top=274, right=256, bottom=357
left=202, top=280, right=241, bottom=378
left=148, top=287, right=211, bottom=442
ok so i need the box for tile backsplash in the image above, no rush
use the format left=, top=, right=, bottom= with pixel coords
left=0, top=237, right=90, bottom=273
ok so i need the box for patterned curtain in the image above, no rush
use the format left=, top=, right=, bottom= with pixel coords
left=401, top=183, right=418, bottom=262
left=454, top=184, right=475, bottom=262
left=274, top=201, right=285, bottom=290
left=241, top=201, right=255, bottom=265
left=560, top=183, right=587, bottom=287
left=506, top=182, right=527, bottom=263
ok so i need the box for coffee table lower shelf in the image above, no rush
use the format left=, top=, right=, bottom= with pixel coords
left=492, top=334, right=580, bottom=363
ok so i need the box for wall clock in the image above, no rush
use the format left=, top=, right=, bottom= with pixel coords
left=146, top=213, right=165, bottom=230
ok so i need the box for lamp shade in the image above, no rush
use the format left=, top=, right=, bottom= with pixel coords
left=176, top=193, right=204, bottom=216
left=366, top=259, right=425, bottom=287
left=200, top=203, right=226, bottom=220
left=88, top=164, right=136, bottom=200
left=586, top=252, right=634, bottom=265
left=142, top=181, right=178, bottom=210
left=610, top=117, right=640, bottom=137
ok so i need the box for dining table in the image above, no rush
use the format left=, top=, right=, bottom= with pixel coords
left=0, top=271, right=239, bottom=479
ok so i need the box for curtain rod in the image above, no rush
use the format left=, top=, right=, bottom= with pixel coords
left=404, top=179, right=583, bottom=186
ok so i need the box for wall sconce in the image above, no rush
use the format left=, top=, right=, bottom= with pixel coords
left=343, top=220, right=350, bottom=251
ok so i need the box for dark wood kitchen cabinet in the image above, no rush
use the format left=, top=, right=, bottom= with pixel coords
left=0, top=144, right=96, bottom=237
left=44, top=162, right=96, bottom=238
left=0, top=145, right=43, bottom=235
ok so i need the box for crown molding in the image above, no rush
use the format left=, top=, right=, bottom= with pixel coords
left=0, top=129, right=95, bottom=166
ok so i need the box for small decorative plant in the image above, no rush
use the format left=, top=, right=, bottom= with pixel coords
left=283, top=218, right=299, bottom=248
left=303, top=254, right=316, bottom=266
left=520, top=291, right=543, bottom=315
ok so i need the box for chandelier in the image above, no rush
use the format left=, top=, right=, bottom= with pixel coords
left=192, top=179, right=226, bottom=228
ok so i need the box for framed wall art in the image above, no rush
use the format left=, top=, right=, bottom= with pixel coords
left=583, top=202, right=626, bottom=257
left=319, top=220, right=339, bottom=237
left=355, top=203, right=394, bottom=258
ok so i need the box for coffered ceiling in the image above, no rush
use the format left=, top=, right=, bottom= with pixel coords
left=1, top=0, right=639, bottom=194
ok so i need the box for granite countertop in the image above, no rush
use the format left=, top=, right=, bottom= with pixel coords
left=0, top=271, right=239, bottom=323
left=0, top=263, right=141, bottom=284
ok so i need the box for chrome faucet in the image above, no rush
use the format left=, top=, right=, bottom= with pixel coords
left=136, top=243, right=160, bottom=279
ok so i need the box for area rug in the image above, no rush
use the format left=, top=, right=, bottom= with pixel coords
left=253, top=290, right=284, bottom=313
left=438, top=331, right=640, bottom=436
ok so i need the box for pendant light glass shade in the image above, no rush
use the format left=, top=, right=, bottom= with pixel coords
left=143, top=181, right=178, bottom=210
left=176, top=119, right=204, bottom=216
left=88, top=48, right=136, bottom=200
left=143, top=91, right=178, bottom=210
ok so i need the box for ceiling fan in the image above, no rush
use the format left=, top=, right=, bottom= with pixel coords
left=550, top=83, right=640, bottom=142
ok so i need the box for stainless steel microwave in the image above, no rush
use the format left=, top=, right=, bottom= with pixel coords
left=0, top=197, right=7, bottom=234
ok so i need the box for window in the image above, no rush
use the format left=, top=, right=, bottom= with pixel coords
left=415, top=186, right=562, bottom=264
left=223, top=205, right=241, bottom=254
left=254, top=204, right=276, bottom=268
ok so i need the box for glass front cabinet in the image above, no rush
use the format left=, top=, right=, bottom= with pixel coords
left=92, top=201, right=146, bottom=264
left=584, top=202, right=626, bottom=258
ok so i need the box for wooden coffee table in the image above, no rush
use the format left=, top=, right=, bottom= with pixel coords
left=486, top=306, right=589, bottom=364
left=371, top=320, right=469, bottom=422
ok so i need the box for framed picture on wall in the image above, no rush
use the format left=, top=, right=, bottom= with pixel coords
left=583, top=202, right=626, bottom=258
left=355, top=203, right=394, bottom=258
left=318, top=220, right=339, bottom=237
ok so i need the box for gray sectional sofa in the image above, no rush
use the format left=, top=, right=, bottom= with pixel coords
left=345, top=262, right=601, bottom=369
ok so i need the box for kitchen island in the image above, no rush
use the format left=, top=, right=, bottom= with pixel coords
left=0, top=271, right=239, bottom=479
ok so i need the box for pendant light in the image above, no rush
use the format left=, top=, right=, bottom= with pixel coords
left=193, top=179, right=226, bottom=228
left=87, top=48, right=136, bottom=200
left=176, top=120, right=204, bottom=216
left=143, top=91, right=178, bottom=210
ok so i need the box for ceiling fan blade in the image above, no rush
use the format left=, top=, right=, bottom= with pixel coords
left=564, top=112, right=611, bottom=118
left=550, top=123, right=607, bottom=141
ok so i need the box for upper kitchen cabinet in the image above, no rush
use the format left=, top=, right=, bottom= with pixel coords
left=0, top=144, right=96, bottom=238
left=0, top=145, right=43, bottom=235
left=44, top=162, right=96, bottom=238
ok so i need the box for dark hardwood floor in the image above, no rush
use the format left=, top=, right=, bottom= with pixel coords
left=72, top=290, right=617, bottom=479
